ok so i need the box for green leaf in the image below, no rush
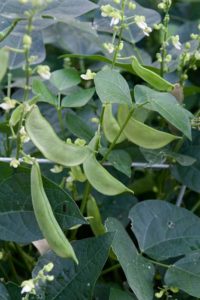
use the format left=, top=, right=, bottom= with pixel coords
left=129, top=200, right=200, bottom=261
left=105, top=218, right=155, bottom=300
left=109, top=288, right=136, bottom=300
left=32, top=234, right=113, bottom=299
left=165, top=251, right=200, bottom=298
left=5, top=283, right=21, bottom=300
left=0, top=163, right=86, bottom=243
left=0, top=283, right=9, bottom=300
left=100, top=148, right=132, bottom=177
left=134, top=85, right=192, bottom=139
left=32, top=79, right=57, bottom=106
left=172, top=131, right=200, bottom=192
left=0, top=48, right=9, bottom=82
left=62, top=88, right=95, bottom=108
left=94, top=69, right=132, bottom=105
left=50, top=68, right=81, bottom=92
left=66, top=110, right=95, bottom=142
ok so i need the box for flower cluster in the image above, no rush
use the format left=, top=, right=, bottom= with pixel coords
left=134, top=15, right=152, bottom=36
left=101, top=4, right=122, bottom=26
left=21, top=262, right=54, bottom=299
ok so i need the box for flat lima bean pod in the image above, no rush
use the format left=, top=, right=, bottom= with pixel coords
left=132, top=56, right=174, bottom=92
left=102, top=103, right=125, bottom=144
left=83, top=154, right=134, bottom=196
left=31, top=162, right=78, bottom=263
left=118, top=105, right=180, bottom=149
left=25, top=106, right=90, bottom=167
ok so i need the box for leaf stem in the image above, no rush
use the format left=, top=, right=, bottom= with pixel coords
left=101, top=263, right=121, bottom=275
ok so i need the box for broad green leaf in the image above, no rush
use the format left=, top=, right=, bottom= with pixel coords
left=62, top=88, right=95, bottom=108
left=166, top=151, right=196, bottom=166
left=0, top=283, right=9, bottom=300
left=100, top=148, right=132, bottom=177
left=50, top=68, right=81, bottom=92
left=129, top=200, right=200, bottom=261
left=94, top=69, right=132, bottom=105
left=32, top=79, right=57, bottom=106
left=66, top=111, right=95, bottom=142
left=0, top=48, right=9, bottom=81
left=165, top=251, right=200, bottom=298
left=105, top=218, right=155, bottom=300
left=32, top=234, right=113, bottom=299
left=5, top=283, right=21, bottom=300
left=134, top=85, right=192, bottom=139
left=172, top=130, right=200, bottom=192
left=0, top=163, right=86, bottom=243
left=109, top=288, right=136, bottom=300
left=97, top=193, right=137, bottom=227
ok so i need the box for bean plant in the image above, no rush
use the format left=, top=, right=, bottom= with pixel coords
left=0, top=0, right=200, bottom=299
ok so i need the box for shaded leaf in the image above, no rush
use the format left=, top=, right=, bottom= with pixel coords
left=129, top=200, right=200, bottom=261
left=32, top=234, right=113, bottom=300
left=134, top=85, right=192, bottom=139
left=105, top=218, right=155, bottom=300
left=165, top=251, right=200, bottom=298
left=109, top=288, right=136, bottom=300
left=0, top=163, right=86, bottom=243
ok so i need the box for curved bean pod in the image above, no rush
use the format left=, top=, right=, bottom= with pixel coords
left=132, top=56, right=174, bottom=92
left=118, top=105, right=180, bottom=149
left=87, top=195, right=105, bottom=236
left=9, top=104, right=24, bottom=127
left=83, top=154, right=134, bottom=196
left=31, top=162, right=78, bottom=263
left=25, top=106, right=90, bottom=167
left=103, top=104, right=125, bottom=144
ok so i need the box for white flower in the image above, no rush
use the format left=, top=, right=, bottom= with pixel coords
left=37, top=65, right=51, bottom=80
left=81, top=69, right=96, bottom=80
left=0, top=98, right=17, bottom=111
left=10, top=158, right=20, bottom=168
left=195, top=51, right=200, bottom=60
left=21, top=279, right=35, bottom=294
left=110, top=17, right=120, bottom=26
left=172, top=35, right=181, bottom=50
left=103, top=42, right=115, bottom=53
left=20, top=126, right=30, bottom=143
left=134, top=16, right=152, bottom=36
left=50, top=165, right=63, bottom=173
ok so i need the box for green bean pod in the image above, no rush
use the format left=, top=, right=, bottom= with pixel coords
left=132, top=56, right=174, bottom=92
left=87, top=195, right=105, bottom=236
left=118, top=105, right=180, bottom=149
left=9, top=104, right=24, bottom=127
left=0, top=48, right=9, bottom=82
left=31, top=162, right=78, bottom=263
left=25, top=106, right=90, bottom=167
left=83, top=154, right=134, bottom=196
left=102, top=104, right=125, bottom=144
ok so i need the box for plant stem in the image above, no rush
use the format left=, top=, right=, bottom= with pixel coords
left=145, top=257, right=170, bottom=269
left=112, top=0, right=127, bottom=68
left=101, top=106, right=134, bottom=163
left=160, top=10, right=170, bottom=77
left=101, top=263, right=121, bottom=275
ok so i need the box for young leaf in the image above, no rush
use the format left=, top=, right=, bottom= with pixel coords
left=134, top=85, right=192, bottom=139
left=94, top=69, right=132, bottom=105
left=32, top=234, right=113, bottom=299
left=105, top=218, right=155, bottom=300
left=129, top=200, right=200, bottom=261
left=62, top=88, right=95, bottom=108
left=165, top=251, right=200, bottom=298
left=50, top=68, right=81, bottom=92
left=32, top=79, right=57, bottom=106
